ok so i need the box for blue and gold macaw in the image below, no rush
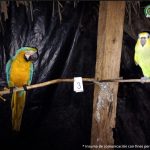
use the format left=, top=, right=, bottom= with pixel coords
left=6, top=47, right=38, bottom=131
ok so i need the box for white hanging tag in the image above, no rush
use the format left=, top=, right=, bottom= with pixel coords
left=74, top=77, right=84, bottom=93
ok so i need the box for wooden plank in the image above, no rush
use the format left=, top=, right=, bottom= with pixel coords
left=91, top=1, right=125, bottom=148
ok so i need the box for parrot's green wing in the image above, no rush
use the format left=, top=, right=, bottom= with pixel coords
left=6, top=59, right=13, bottom=86
left=134, top=53, right=139, bottom=65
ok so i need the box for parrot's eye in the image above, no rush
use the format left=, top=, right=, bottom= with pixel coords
left=148, top=35, right=150, bottom=38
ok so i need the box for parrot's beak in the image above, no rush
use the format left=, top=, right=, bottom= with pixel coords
left=140, top=37, right=146, bottom=47
left=30, top=51, right=39, bottom=62
left=25, top=51, right=39, bottom=62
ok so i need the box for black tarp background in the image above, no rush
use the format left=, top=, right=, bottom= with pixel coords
left=1, top=1, right=150, bottom=150
left=0, top=1, right=98, bottom=150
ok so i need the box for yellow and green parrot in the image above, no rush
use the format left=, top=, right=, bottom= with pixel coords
left=135, top=32, right=150, bottom=80
left=6, top=47, right=38, bottom=131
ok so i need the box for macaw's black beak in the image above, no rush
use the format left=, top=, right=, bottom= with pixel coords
left=29, top=51, right=39, bottom=62
left=25, top=51, right=39, bottom=62
left=140, top=37, right=146, bottom=47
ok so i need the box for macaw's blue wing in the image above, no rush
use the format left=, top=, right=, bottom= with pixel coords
left=6, top=59, right=12, bottom=87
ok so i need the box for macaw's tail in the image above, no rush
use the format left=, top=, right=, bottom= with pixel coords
left=11, top=91, right=26, bottom=131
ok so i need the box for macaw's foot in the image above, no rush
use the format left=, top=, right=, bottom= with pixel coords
left=141, top=76, right=150, bottom=83
left=9, top=87, right=15, bottom=94
left=23, top=85, right=28, bottom=91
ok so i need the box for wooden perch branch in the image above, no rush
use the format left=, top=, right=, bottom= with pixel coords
left=0, top=77, right=150, bottom=96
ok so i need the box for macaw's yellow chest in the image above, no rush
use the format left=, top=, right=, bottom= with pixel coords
left=10, top=54, right=32, bottom=87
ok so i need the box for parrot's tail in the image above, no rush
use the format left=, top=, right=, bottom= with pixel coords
left=11, top=91, right=26, bottom=131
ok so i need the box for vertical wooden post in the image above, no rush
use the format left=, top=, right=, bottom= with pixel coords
left=91, top=1, right=125, bottom=148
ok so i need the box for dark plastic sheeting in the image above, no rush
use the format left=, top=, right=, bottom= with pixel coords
left=0, top=1, right=98, bottom=149
left=116, top=31, right=150, bottom=146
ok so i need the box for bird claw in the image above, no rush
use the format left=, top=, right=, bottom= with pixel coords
left=9, top=87, right=16, bottom=94
left=23, top=85, right=28, bottom=91
left=141, top=76, right=149, bottom=83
